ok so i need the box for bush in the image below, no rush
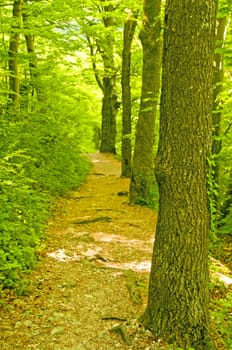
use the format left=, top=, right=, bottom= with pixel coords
left=0, top=111, right=91, bottom=290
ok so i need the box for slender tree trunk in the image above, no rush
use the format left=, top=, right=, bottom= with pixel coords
left=142, top=1, right=218, bottom=349
left=0, top=32, right=8, bottom=106
left=129, top=0, right=162, bottom=204
left=212, top=16, right=229, bottom=210
left=22, top=2, right=45, bottom=107
left=87, top=40, right=118, bottom=154
left=121, top=15, right=137, bottom=177
left=8, top=0, right=22, bottom=113
left=87, top=3, right=118, bottom=154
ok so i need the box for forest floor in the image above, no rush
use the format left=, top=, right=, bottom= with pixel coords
left=0, top=152, right=232, bottom=350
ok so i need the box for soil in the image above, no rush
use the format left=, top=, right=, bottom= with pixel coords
left=0, top=153, right=161, bottom=350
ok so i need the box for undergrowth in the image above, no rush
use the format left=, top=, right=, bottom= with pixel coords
left=0, top=111, right=91, bottom=291
left=211, top=288, right=232, bottom=349
left=209, top=254, right=232, bottom=350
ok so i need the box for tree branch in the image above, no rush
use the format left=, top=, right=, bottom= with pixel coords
left=86, top=35, right=104, bottom=92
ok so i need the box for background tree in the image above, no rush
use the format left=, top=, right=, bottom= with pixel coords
left=142, top=0, right=218, bottom=348
left=129, top=0, right=162, bottom=205
left=121, top=14, right=137, bottom=177
left=121, top=11, right=137, bottom=177
left=99, top=2, right=119, bottom=154
left=211, top=7, right=230, bottom=218
left=85, top=1, right=120, bottom=154
left=210, top=1, right=232, bottom=232
left=8, top=0, right=22, bottom=112
left=22, top=0, right=46, bottom=109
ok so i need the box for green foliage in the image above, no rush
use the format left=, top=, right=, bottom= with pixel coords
left=219, top=214, right=232, bottom=235
left=207, top=155, right=219, bottom=239
left=218, top=0, right=232, bottom=17
left=211, top=289, right=232, bottom=349
left=0, top=79, right=95, bottom=289
left=0, top=111, right=91, bottom=289
left=16, top=112, right=91, bottom=194
left=0, top=0, right=103, bottom=290
left=211, top=16, right=232, bottom=236
left=0, top=139, right=48, bottom=289
left=215, top=76, right=232, bottom=235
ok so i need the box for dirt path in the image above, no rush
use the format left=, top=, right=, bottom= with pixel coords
left=0, top=153, right=160, bottom=350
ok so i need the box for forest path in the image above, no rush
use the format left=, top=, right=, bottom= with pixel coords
left=0, top=152, right=160, bottom=350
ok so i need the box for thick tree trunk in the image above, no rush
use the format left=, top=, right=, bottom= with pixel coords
left=142, top=1, right=218, bottom=349
left=129, top=0, right=162, bottom=204
left=98, top=1, right=118, bottom=154
left=121, top=16, right=137, bottom=177
left=8, top=0, right=22, bottom=112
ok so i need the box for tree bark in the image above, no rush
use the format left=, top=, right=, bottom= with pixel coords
left=121, top=15, right=137, bottom=177
left=100, top=76, right=117, bottom=153
left=129, top=0, right=162, bottom=204
left=8, top=0, right=22, bottom=113
left=142, top=1, right=218, bottom=349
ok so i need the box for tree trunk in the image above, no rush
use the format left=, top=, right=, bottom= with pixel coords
left=8, top=0, right=22, bottom=113
left=121, top=16, right=137, bottom=177
left=211, top=16, right=229, bottom=210
left=22, top=1, right=45, bottom=107
left=100, top=76, right=117, bottom=153
left=142, top=1, right=218, bottom=349
left=129, top=0, right=162, bottom=204
left=98, top=1, right=118, bottom=154
left=87, top=33, right=118, bottom=154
